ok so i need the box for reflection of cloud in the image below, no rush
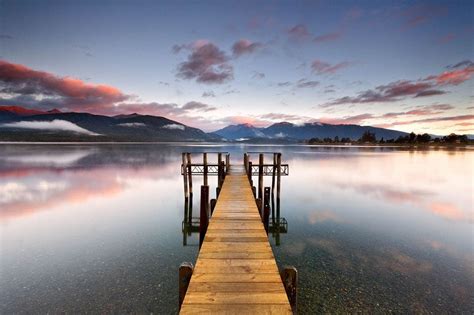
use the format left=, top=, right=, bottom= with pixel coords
left=0, top=162, right=176, bottom=220
left=0, top=120, right=99, bottom=135
left=429, top=202, right=466, bottom=221
left=282, top=241, right=306, bottom=256
left=375, top=250, right=432, bottom=274
left=331, top=180, right=471, bottom=223
left=308, top=210, right=341, bottom=224
left=309, top=238, right=434, bottom=275
left=2, top=150, right=94, bottom=167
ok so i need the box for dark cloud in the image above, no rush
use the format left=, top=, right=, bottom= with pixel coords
left=311, top=60, right=352, bottom=74
left=277, top=81, right=291, bottom=87
left=402, top=4, right=447, bottom=28
left=323, top=64, right=473, bottom=107
left=223, top=89, right=239, bottom=95
left=175, top=41, right=233, bottom=84
left=232, top=39, right=263, bottom=57
left=313, top=32, right=342, bottom=43
left=287, top=24, right=311, bottom=39
left=378, top=115, right=474, bottom=128
left=381, top=104, right=454, bottom=118
left=447, top=60, right=474, bottom=69
left=0, top=34, right=13, bottom=40
left=252, top=71, right=265, bottom=79
left=296, top=79, right=319, bottom=88
left=181, top=101, right=216, bottom=112
left=202, top=91, right=215, bottom=97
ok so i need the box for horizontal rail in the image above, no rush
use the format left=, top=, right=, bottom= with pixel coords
left=181, top=164, right=228, bottom=175
left=250, top=164, right=289, bottom=176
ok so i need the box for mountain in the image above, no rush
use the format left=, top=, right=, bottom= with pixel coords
left=213, top=122, right=408, bottom=141
left=0, top=106, right=213, bottom=142
left=0, top=106, right=61, bottom=116
left=213, top=123, right=266, bottom=140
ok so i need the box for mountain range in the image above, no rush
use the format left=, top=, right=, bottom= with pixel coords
left=0, top=106, right=213, bottom=142
left=213, top=122, right=407, bottom=141
left=0, top=105, right=410, bottom=142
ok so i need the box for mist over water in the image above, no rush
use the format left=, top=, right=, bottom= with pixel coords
left=1, top=144, right=472, bottom=313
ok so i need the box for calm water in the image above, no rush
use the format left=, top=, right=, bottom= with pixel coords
left=1, top=144, right=472, bottom=313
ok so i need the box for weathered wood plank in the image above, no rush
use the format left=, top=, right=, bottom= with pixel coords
left=187, top=282, right=285, bottom=293
left=183, top=292, right=290, bottom=304
left=180, top=304, right=292, bottom=314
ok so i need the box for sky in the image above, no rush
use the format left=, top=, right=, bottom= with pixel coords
left=0, top=0, right=473, bottom=134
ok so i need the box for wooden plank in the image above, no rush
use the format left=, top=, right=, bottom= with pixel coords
left=190, top=273, right=283, bottom=283
left=187, top=282, right=285, bottom=293
left=180, top=304, right=292, bottom=314
left=198, top=252, right=275, bottom=259
left=183, top=292, right=290, bottom=304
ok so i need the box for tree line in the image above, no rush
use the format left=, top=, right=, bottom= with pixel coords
left=307, top=131, right=471, bottom=145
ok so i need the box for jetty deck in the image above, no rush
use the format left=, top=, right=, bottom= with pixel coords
left=180, top=164, right=292, bottom=314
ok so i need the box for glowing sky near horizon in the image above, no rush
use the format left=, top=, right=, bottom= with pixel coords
left=0, top=0, right=472, bottom=134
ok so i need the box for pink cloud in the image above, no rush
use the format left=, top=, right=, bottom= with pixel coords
left=175, top=41, right=233, bottom=84
left=0, top=60, right=128, bottom=112
left=426, top=66, right=474, bottom=85
left=231, top=39, right=263, bottom=57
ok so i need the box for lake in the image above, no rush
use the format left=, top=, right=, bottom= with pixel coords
left=1, top=143, right=472, bottom=313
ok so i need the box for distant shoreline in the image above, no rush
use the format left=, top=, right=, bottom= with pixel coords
left=0, top=141, right=472, bottom=148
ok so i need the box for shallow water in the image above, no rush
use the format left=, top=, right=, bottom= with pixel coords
left=0, top=144, right=472, bottom=313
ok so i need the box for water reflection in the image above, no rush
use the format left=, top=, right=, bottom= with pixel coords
left=0, top=144, right=472, bottom=313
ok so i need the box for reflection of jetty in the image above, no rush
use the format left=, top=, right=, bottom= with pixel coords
left=179, top=153, right=296, bottom=314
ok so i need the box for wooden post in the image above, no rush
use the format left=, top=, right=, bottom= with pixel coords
left=248, top=161, right=253, bottom=181
left=276, top=153, right=281, bottom=206
left=244, top=153, right=248, bottom=172
left=199, top=185, right=209, bottom=249
left=256, top=198, right=262, bottom=214
left=203, top=153, right=208, bottom=186
left=179, top=262, right=194, bottom=310
left=263, top=187, right=270, bottom=233
left=221, top=161, right=225, bottom=181
left=258, top=153, right=264, bottom=200
left=226, top=154, right=230, bottom=174
left=210, top=198, right=216, bottom=215
left=271, top=153, right=276, bottom=196
left=217, top=153, right=222, bottom=188
left=276, top=153, right=281, bottom=245
left=186, top=153, right=193, bottom=200
left=271, top=153, right=276, bottom=225
left=252, top=186, right=256, bottom=198
left=182, top=153, right=188, bottom=199
left=281, top=266, right=298, bottom=314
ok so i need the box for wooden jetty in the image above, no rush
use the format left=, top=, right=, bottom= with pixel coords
left=179, top=153, right=297, bottom=314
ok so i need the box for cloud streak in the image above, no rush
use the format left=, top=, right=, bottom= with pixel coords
left=311, top=60, right=352, bottom=74
left=0, top=119, right=99, bottom=135
left=324, top=64, right=473, bottom=107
